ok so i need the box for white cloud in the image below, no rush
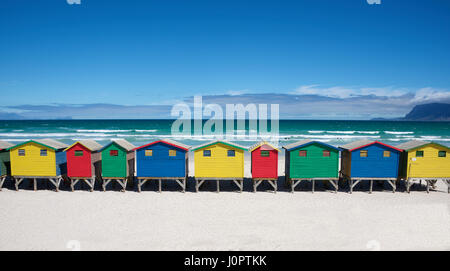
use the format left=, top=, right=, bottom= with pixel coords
left=293, top=85, right=410, bottom=99
left=411, top=87, right=450, bottom=103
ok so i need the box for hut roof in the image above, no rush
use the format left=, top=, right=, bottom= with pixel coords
left=64, top=140, right=103, bottom=152
left=134, top=139, right=191, bottom=151
left=396, top=140, right=450, bottom=151
left=7, top=139, right=68, bottom=151
left=340, top=140, right=402, bottom=152
left=192, top=140, right=247, bottom=151
left=102, top=139, right=136, bottom=152
left=249, top=141, right=279, bottom=152
left=395, top=140, right=430, bottom=151
left=283, top=139, right=339, bottom=151
left=0, top=140, right=14, bottom=150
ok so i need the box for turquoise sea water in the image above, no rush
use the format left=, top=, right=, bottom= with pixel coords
left=0, top=120, right=449, bottom=148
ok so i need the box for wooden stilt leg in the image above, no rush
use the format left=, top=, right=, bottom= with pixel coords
left=183, top=179, right=186, bottom=193
left=291, top=180, right=294, bottom=193
left=158, top=179, right=162, bottom=193
left=426, top=180, right=430, bottom=194
left=33, top=178, right=37, bottom=191
left=138, top=179, right=141, bottom=193
left=253, top=180, right=256, bottom=193
left=15, top=178, right=20, bottom=191
left=0, top=177, right=5, bottom=191
left=312, top=179, right=315, bottom=193
left=217, top=179, right=219, bottom=193
left=274, top=180, right=277, bottom=193
left=103, top=179, right=106, bottom=192
left=195, top=179, right=199, bottom=192
left=369, top=180, right=373, bottom=194
left=350, top=179, right=353, bottom=194
left=407, top=179, right=410, bottom=194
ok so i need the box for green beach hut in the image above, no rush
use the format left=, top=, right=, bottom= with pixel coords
left=101, top=139, right=136, bottom=192
left=0, top=141, right=14, bottom=191
left=283, top=140, right=340, bottom=193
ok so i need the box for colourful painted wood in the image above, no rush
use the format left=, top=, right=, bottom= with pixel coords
left=65, top=140, right=102, bottom=178
left=101, top=139, right=135, bottom=178
left=193, top=141, right=245, bottom=178
left=249, top=141, right=279, bottom=179
left=0, top=141, right=13, bottom=177
left=340, top=140, right=402, bottom=179
left=134, top=140, right=190, bottom=178
left=284, top=140, right=339, bottom=179
left=7, top=139, right=68, bottom=177
left=397, top=141, right=450, bottom=178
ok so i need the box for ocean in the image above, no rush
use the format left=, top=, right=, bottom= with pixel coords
left=0, top=119, right=449, bottom=148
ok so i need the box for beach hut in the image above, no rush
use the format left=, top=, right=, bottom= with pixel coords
left=340, top=140, right=402, bottom=193
left=283, top=140, right=340, bottom=193
left=64, top=140, right=103, bottom=192
left=0, top=141, right=14, bottom=191
left=101, top=139, right=136, bottom=192
left=7, top=139, right=68, bottom=191
left=192, top=140, right=246, bottom=192
left=134, top=139, right=190, bottom=193
left=249, top=141, right=279, bottom=192
left=396, top=140, right=450, bottom=193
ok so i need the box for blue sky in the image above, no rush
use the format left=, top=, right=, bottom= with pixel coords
left=1, top=0, right=450, bottom=119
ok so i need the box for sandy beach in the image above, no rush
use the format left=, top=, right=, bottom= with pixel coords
left=0, top=178, right=449, bottom=251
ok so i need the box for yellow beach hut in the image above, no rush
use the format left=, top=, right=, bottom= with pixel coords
left=7, top=139, right=69, bottom=191
left=396, top=140, right=450, bottom=193
left=193, top=140, right=246, bottom=192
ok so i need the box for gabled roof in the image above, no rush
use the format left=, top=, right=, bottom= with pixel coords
left=192, top=140, right=247, bottom=151
left=0, top=140, right=14, bottom=151
left=283, top=139, right=339, bottom=152
left=64, top=140, right=103, bottom=152
left=396, top=140, right=450, bottom=151
left=7, top=139, right=68, bottom=151
left=340, top=140, right=402, bottom=152
left=134, top=139, right=191, bottom=151
left=102, top=139, right=136, bottom=152
left=249, top=141, right=279, bottom=152
left=395, top=140, right=430, bottom=151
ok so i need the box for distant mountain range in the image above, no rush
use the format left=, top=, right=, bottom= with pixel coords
left=372, top=103, right=450, bottom=121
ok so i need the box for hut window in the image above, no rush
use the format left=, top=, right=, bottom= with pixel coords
left=299, top=150, right=307, bottom=157
left=169, top=150, right=177, bottom=157
left=360, top=150, right=368, bottom=158
left=416, top=151, right=424, bottom=157
left=228, top=150, right=235, bottom=157
left=40, top=149, right=47, bottom=157
left=203, top=150, right=211, bottom=157
left=383, top=151, right=391, bottom=158
left=145, top=150, right=153, bottom=156
left=323, top=150, right=330, bottom=157
left=18, top=149, right=25, bottom=156
left=75, top=150, right=84, bottom=157
left=261, top=150, right=270, bottom=157
left=438, top=151, right=447, bottom=158
left=110, top=150, right=118, bottom=157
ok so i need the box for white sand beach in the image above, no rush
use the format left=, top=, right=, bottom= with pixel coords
left=0, top=178, right=449, bottom=251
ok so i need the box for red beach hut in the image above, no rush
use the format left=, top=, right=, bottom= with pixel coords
left=64, top=140, right=103, bottom=192
left=249, top=141, right=279, bottom=192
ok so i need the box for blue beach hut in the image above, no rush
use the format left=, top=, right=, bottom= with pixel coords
left=134, top=139, right=190, bottom=192
left=339, top=140, right=403, bottom=193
